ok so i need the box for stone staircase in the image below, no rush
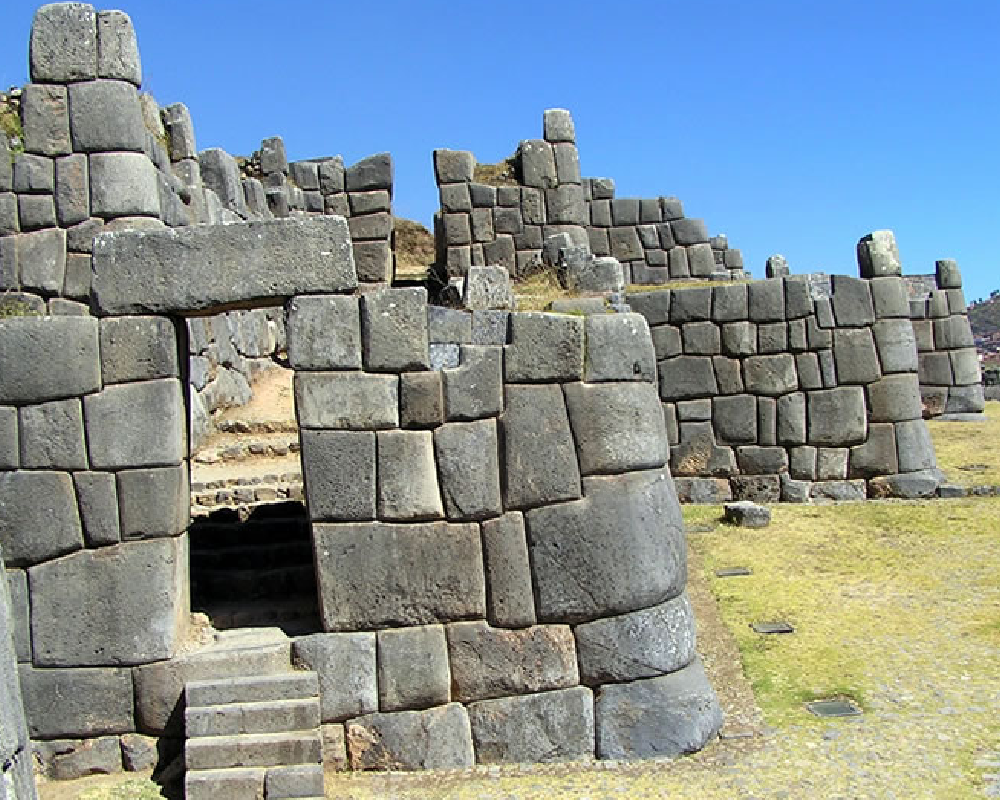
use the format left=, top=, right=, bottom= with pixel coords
left=184, top=671, right=325, bottom=799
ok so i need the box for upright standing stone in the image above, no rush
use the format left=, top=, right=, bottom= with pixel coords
left=857, top=230, right=902, bottom=278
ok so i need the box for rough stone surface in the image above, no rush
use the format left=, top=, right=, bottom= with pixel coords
left=84, top=379, right=184, bottom=468
left=116, top=465, right=188, bottom=540
left=467, top=686, right=594, bottom=764
left=300, top=430, right=375, bottom=521
left=808, top=387, right=867, bottom=445
left=857, top=230, right=902, bottom=278
left=295, top=372, right=397, bottom=430
left=313, top=522, right=484, bottom=631
left=376, top=625, right=450, bottom=712
left=583, top=314, right=656, bottom=382
left=89, top=152, right=159, bottom=218
left=505, top=313, right=584, bottom=382
left=99, top=315, right=179, bottom=384
left=93, top=216, right=357, bottom=314
left=286, top=295, right=361, bottom=370
left=480, top=513, right=536, bottom=629
left=0, top=470, right=82, bottom=567
left=723, top=501, right=771, bottom=528
left=18, top=665, right=134, bottom=738
left=595, top=658, right=722, bottom=759
left=18, top=398, right=87, bottom=470
left=30, top=3, right=98, bottom=82
left=376, top=430, right=443, bottom=521
left=73, top=471, right=120, bottom=547
left=433, top=419, right=502, bottom=521
left=348, top=704, right=474, bottom=771
left=292, top=633, right=376, bottom=723
left=69, top=80, right=144, bottom=152
left=443, top=346, right=503, bottom=420
left=361, top=288, right=429, bottom=371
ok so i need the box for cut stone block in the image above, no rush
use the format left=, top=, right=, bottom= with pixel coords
left=433, top=419, right=502, bottom=521
left=361, top=287, right=429, bottom=371
left=447, top=622, right=578, bottom=703
left=869, top=276, right=910, bottom=318
left=89, top=152, right=159, bottom=218
left=35, top=736, right=122, bottom=781
left=849, top=423, right=897, bottom=477
left=264, top=764, right=324, bottom=799
left=18, top=398, right=87, bottom=469
left=16, top=227, right=66, bottom=295
left=30, top=3, right=98, bottom=82
left=467, top=686, right=594, bottom=764
left=464, top=266, right=513, bottom=311
left=6, top=568, right=31, bottom=662
left=831, top=275, right=875, bottom=327
left=442, top=346, right=503, bottom=420
left=400, top=371, right=444, bottom=429
left=722, top=321, right=757, bottom=357
left=292, top=632, right=376, bottom=723
left=116, top=465, right=188, bottom=540
left=502, top=384, right=581, bottom=510
left=0, top=470, right=82, bottom=567
left=69, top=80, right=145, bottom=152
left=627, top=290, right=672, bottom=326
left=895, top=419, right=936, bottom=472
left=712, top=394, right=756, bottom=444
left=376, top=430, right=443, bottom=521
left=345, top=152, right=392, bottom=192
left=748, top=279, right=785, bottom=322
left=99, top=315, right=179, bottom=384
left=93, top=216, right=357, bottom=315
left=300, top=430, right=375, bottom=522
left=525, top=469, right=684, bottom=623
left=867, top=373, right=922, bottom=422
left=595, top=658, right=722, bottom=759
left=518, top=140, right=557, bottom=189
left=22, top=83, right=71, bottom=157
left=428, top=306, right=472, bottom=344
left=185, top=732, right=320, bottom=771
left=808, top=387, right=867, bottom=446
left=29, top=536, right=187, bottom=666
left=742, top=354, right=798, bottom=396
left=833, top=328, right=881, bottom=384
left=857, top=230, right=902, bottom=278
left=563, top=382, right=667, bottom=475
left=97, top=10, right=141, bottom=84
left=575, top=593, right=696, bottom=685
left=658, top=356, right=719, bottom=400
left=377, top=625, right=450, bottom=712
left=286, top=295, right=361, bottom=370
left=84, top=378, right=184, bottom=468
left=199, top=148, right=248, bottom=217
left=872, top=318, right=918, bottom=374
left=73, top=471, right=120, bottom=547
left=294, top=372, right=397, bottom=430
left=18, top=665, right=133, bottom=738
left=480, top=512, right=536, bottom=628
left=505, top=313, right=584, bottom=382
left=776, top=391, right=807, bottom=445
left=347, top=703, right=473, bottom=770
left=313, top=522, right=484, bottom=631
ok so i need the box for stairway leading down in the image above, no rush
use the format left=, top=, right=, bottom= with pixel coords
left=184, top=671, right=325, bottom=799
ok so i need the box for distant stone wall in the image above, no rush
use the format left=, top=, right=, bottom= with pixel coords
left=432, top=109, right=745, bottom=285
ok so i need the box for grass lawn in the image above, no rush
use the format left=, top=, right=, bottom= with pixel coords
left=928, top=400, right=1000, bottom=486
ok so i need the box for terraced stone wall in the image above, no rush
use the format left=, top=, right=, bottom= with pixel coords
left=433, top=109, right=745, bottom=284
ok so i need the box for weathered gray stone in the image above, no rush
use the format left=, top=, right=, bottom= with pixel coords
left=583, top=313, right=656, bottom=382
left=950, top=348, right=981, bottom=386
left=683, top=321, right=721, bottom=355
left=99, top=315, right=179, bottom=384
left=29, top=536, right=187, bottom=666
left=313, top=522, right=484, bottom=631
left=433, top=420, right=502, bottom=521
left=30, top=3, right=98, bottom=82
left=292, top=633, right=376, bottom=723
left=116, top=465, right=188, bottom=540
left=89, top=152, right=159, bottom=218
left=84, top=379, right=184, bottom=468
left=295, top=372, right=397, bottom=430
left=870, top=276, right=910, bottom=318
left=447, top=622, right=578, bottom=703
left=919, top=351, right=953, bottom=386
left=376, top=430, right=443, bottom=521
left=434, top=150, right=474, bottom=184
left=68, top=80, right=145, bottom=153
left=399, top=371, right=444, bottom=429
left=0, top=193, right=16, bottom=237
left=712, top=394, right=757, bottom=444
left=765, top=254, right=789, bottom=278
left=505, top=313, right=583, bottom=382
left=808, top=387, right=867, bottom=445
left=869, top=469, right=941, bottom=499
left=0, top=406, right=17, bottom=470
left=347, top=703, right=473, bottom=770
left=300, top=430, right=375, bottom=521
left=503, top=384, right=581, bottom=510
left=0, top=135, right=10, bottom=193
left=810, top=480, right=867, bottom=502
left=345, top=152, right=392, bottom=192
left=285, top=294, right=361, bottom=370
left=730, top=475, right=781, bottom=503
left=933, top=315, right=975, bottom=350
left=442, top=346, right=503, bottom=420
left=626, top=290, right=671, bottom=326
left=833, top=328, right=881, bottom=384
left=35, top=737, right=122, bottom=780
left=54, top=153, right=90, bottom=225
left=463, top=266, right=513, bottom=311
left=748, top=279, right=785, bottom=322
left=895, top=419, right=936, bottom=472
left=65, top=217, right=104, bottom=253
left=671, top=218, right=708, bottom=245
left=830, top=275, right=875, bottom=327
left=22, top=83, right=71, bottom=156
left=428, top=306, right=471, bottom=344
left=73, top=471, right=120, bottom=547
left=724, top=500, right=771, bottom=527
left=671, top=287, right=712, bottom=323
left=17, top=194, right=57, bottom=231
left=867, top=373, right=922, bottom=422
left=161, top=103, right=196, bottom=162
left=849, top=423, right=897, bottom=477
left=290, top=161, right=320, bottom=191
left=743, top=353, right=798, bottom=396
left=554, top=142, right=581, bottom=183
left=652, top=326, right=682, bottom=359
left=525, top=469, right=684, bottom=623
left=96, top=10, right=140, bottom=83
left=480, top=512, right=536, bottom=628
left=595, top=658, right=722, bottom=759
left=777, top=391, right=807, bottom=445
left=6, top=568, right=31, bottom=662
left=575, top=593, right=696, bottom=685
left=361, top=287, right=429, bottom=371
left=935, top=258, right=962, bottom=290
left=18, top=666, right=134, bottom=737
left=17, top=227, right=66, bottom=294
left=563, top=382, right=667, bottom=475
left=545, top=184, right=586, bottom=225
left=857, top=230, right=902, bottom=278
left=736, top=445, right=787, bottom=475
left=376, top=625, right=449, bottom=712
left=0, top=471, right=82, bottom=567
left=659, top=356, right=718, bottom=400
left=687, top=243, right=716, bottom=277
left=518, top=140, right=557, bottom=189
left=198, top=148, right=247, bottom=217
left=722, top=321, right=756, bottom=357
left=543, top=109, right=576, bottom=142
left=871, top=318, right=918, bottom=374
left=468, top=686, right=594, bottom=764
left=18, top=398, right=86, bottom=470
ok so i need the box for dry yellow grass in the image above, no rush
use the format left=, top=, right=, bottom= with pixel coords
left=927, top=400, right=1000, bottom=486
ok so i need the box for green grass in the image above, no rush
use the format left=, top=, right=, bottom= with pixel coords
left=928, top=400, right=1000, bottom=485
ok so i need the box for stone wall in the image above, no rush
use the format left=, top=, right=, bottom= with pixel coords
left=1, top=548, right=38, bottom=799
left=432, top=109, right=745, bottom=284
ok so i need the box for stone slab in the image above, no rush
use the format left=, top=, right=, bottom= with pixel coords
left=347, top=703, right=473, bottom=770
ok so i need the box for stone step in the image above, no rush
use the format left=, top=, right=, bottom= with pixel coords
left=187, top=671, right=320, bottom=708
left=216, top=419, right=299, bottom=434
left=186, top=697, right=320, bottom=737
left=184, top=763, right=325, bottom=800
left=192, top=482, right=304, bottom=515
left=185, top=731, right=322, bottom=770
left=265, top=763, right=325, bottom=799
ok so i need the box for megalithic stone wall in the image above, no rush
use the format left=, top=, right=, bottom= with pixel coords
left=628, top=270, right=942, bottom=503
left=432, top=108, right=745, bottom=285
left=2, top=214, right=720, bottom=774
left=1, top=3, right=398, bottom=449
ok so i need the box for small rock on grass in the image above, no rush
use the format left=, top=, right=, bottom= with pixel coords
left=723, top=501, right=771, bottom=528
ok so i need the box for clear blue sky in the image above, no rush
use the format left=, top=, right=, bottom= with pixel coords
left=3, top=1, right=998, bottom=301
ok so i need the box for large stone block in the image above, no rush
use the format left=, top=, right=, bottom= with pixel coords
left=849, top=422, right=897, bottom=477
left=777, top=391, right=807, bottom=445
left=857, top=230, right=902, bottom=278
left=808, top=387, right=867, bottom=446
left=84, top=378, right=184, bottom=468
left=895, top=419, right=936, bottom=472
left=712, top=394, right=756, bottom=444
left=30, top=536, right=187, bottom=666
left=434, top=150, right=474, bottom=185
left=73, top=471, right=120, bottom=547
left=0, top=471, right=83, bottom=567
left=658, top=356, right=718, bottom=400
left=544, top=108, right=576, bottom=142
left=199, top=148, right=248, bottom=217
left=627, top=290, right=671, bottom=326
left=933, top=315, right=975, bottom=350
left=670, top=218, right=708, bottom=245
left=505, top=313, right=583, bottom=382
left=292, top=632, right=376, bottom=722
left=294, top=372, right=397, bottom=429
left=18, top=665, right=134, bottom=738
left=870, top=276, right=910, bottom=318
left=467, top=686, right=594, bottom=764
left=748, top=278, right=785, bottom=322
left=399, top=371, right=444, bottom=429
left=595, top=658, right=722, bottom=759
left=347, top=703, right=473, bottom=770
left=285, top=295, right=361, bottom=370
left=480, top=513, right=536, bottom=628
left=22, top=83, right=71, bottom=156
left=721, top=321, right=756, bottom=357
left=93, top=216, right=357, bottom=314
left=446, top=622, right=577, bottom=703
left=442, top=346, right=503, bottom=420
left=872, top=318, right=918, bottom=374
left=16, top=227, right=66, bottom=295
left=433, top=419, right=502, bottom=521
left=55, top=153, right=90, bottom=225
left=313, top=522, right=484, bottom=631
left=830, top=275, right=875, bottom=327
left=89, top=152, right=159, bottom=218
left=300, top=430, right=375, bottom=521
left=563, top=382, right=667, bottom=475
left=6, top=568, right=31, bottom=662
left=742, top=353, right=798, bottom=396
left=377, top=625, right=450, bottom=712
left=361, top=287, right=429, bottom=371
left=97, top=10, right=141, bottom=84
left=69, top=80, right=145, bottom=152
left=116, top=465, right=188, bottom=540
left=518, top=140, right=557, bottom=189
left=525, top=469, right=684, bottom=623
left=18, top=398, right=87, bottom=470
left=502, top=384, right=581, bottom=510
left=376, top=430, right=443, bottom=521
left=30, top=3, right=98, bottom=82
left=345, top=152, right=392, bottom=192
left=99, top=315, right=179, bottom=384
left=161, top=103, right=197, bottom=161
left=575, top=593, right=696, bottom=685
left=867, top=373, right=922, bottom=422
left=833, top=328, right=881, bottom=384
